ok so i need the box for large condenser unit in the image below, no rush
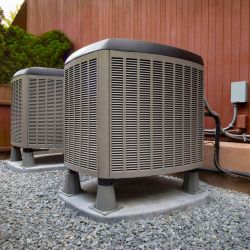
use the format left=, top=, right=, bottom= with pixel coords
left=64, top=39, right=204, bottom=212
left=11, top=67, right=64, bottom=166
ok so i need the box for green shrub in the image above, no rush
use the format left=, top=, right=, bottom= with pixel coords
left=0, top=25, right=72, bottom=84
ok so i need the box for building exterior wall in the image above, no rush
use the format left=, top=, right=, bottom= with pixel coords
left=26, top=0, right=250, bottom=132
left=13, top=0, right=27, bottom=30
left=0, top=85, right=11, bottom=159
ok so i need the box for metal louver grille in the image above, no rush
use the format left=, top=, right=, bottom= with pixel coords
left=140, top=60, right=151, bottom=170
left=164, top=62, right=174, bottom=168
left=110, top=57, right=124, bottom=171
left=28, top=78, right=63, bottom=147
left=153, top=61, right=163, bottom=169
left=197, top=70, right=204, bottom=161
left=55, top=80, right=64, bottom=145
left=191, top=68, right=198, bottom=163
left=11, top=80, right=22, bottom=144
left=184, top=66, right=191, bottom=165
left=175, top=64, right=184, bottom=167
left=110, top=55, right=203, bottom=173
left=125, top=58, right=138, bottom=171
left=64, top=58, right=98, bottom=172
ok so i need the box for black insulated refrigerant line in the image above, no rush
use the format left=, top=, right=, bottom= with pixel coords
left=204, top=99, right=250, bottom=179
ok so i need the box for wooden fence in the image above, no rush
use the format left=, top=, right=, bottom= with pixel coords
left=0, top=85, right=11, bottom=159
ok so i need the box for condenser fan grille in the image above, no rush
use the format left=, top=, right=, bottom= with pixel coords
left=28, top=78, right=63, bottom=146
left=64, top=59, right=98, bottom=172
left=11, top=79, right=22, bottom=145
left=110, top=55, right=203, bottom=173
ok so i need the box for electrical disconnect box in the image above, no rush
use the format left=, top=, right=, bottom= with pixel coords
left=231, top=81, right=248, bottom=103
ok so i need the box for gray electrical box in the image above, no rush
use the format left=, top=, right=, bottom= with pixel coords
left=231, top=81, right=248, bottom=103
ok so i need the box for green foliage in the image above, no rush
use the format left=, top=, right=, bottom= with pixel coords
left=0, top=26, right=72, bottom=84
left=0, top=7, right=4, bottom=24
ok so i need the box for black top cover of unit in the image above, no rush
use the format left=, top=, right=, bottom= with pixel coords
left=65, top=38, right=204, bottom=65
left=13, top=67, right=64, bottom=78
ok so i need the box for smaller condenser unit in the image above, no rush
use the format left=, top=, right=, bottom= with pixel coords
left=11, top=67, right=64, bottom=164
left=64, top=39, right=204, bottom=180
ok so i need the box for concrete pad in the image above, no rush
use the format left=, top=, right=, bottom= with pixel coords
left=59, top=176, right=211, bottom=223
left=6, top=153, right=66, bottom=173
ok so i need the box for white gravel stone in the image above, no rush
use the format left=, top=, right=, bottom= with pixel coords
left=0, top=160, right=249, bottom=249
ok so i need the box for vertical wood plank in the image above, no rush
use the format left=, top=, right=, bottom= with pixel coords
left=223, top=0, right=232, bottom=127
left=155, top=0, right=161, bottom=43
left=200, top=0, right=209, bottom=118
left=137, top=0, right=142, bottom=40
left=145, top=0, right=151, bottom=40
left=214, top=0, right=224, bottom=122
left=239, top=0, right=250, bottom=81
left=207, top=0, right=216, bottom=120
left=129, top=0, right=134, bottom=39
left=182, top=0, right=189, bottom=50
left=165, top=0, right=171, bottom=45
left=132, top=0, right=138, bottom=39
left=238, top=0, right=250, bottom=121
left=188, top=0, right=195, bottom=52
left=194, top=0, right=202, bottom=55
left=160, top=0, right=166, bottom=43
left=176, top=0, right=182, bottom=48
left=170, top=0, right=177, bottom=46
left=231, top=0, right=241, bottom=82
left=141, top=0, right=147, bottom=40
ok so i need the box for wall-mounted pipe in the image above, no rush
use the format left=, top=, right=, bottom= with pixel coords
left=204, top=99, right=250, bottom=179
left=204, top=103, right=238, bottom=134
left=223, top=130, right=250, bottom=142
left=223, top=103, right=238, bottom=131
left=204, top=102, right=250, bottom=142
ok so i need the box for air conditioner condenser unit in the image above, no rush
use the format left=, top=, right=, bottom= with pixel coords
left=64, top=39, right=204, bottom=212
left=10, top=67, right=64, bottom=167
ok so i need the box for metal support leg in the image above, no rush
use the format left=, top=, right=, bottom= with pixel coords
left=95, top=178, right=117, bottom=212
left=63, top=169, right=81, bottom=195
left=183, top=171, right=201, bottom=194
left=10, top=146, right=22, bottom=162
left=22, top=148, right=35, bottom=167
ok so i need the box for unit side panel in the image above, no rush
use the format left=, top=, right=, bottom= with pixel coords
left=21, top=75, right=29, bottom=148
left=98, top=50, right=111, bottom=178
left=55, top=78, right=64, bottom=147
left=64, top=52, right=99, bottom=176
left=109, top=51, right=204, bottom=178
left=11, top=78, right=18, bottom=146
left=11, top=77, right=25, bottom=147
left=27, top=75, right=63, bottom=149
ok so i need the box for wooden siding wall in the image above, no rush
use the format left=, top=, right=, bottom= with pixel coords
left=27, top=0, right=250, bottom=130
left=13, top=0, right=27, bottom=30
left=0, top=85, right=11, bottom=158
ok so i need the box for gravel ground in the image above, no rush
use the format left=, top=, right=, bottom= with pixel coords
left=0, top=161, right=249, bottom=250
